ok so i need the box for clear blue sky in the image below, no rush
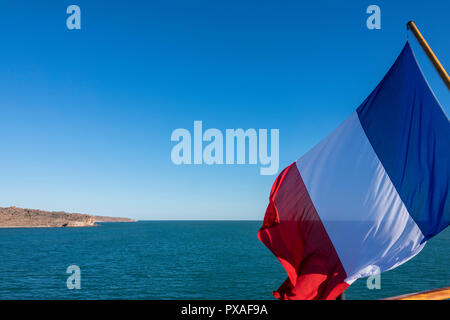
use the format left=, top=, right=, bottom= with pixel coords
left=0, top=1, right=448, bottom=219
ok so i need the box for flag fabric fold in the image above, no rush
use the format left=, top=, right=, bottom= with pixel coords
left=258, top=42, right=449, bottom=300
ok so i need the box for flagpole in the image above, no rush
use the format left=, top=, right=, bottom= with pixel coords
left=407, top=21, right=450, bottom=90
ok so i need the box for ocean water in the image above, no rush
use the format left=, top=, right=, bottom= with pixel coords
left=0, top=221, right=448, bottom=300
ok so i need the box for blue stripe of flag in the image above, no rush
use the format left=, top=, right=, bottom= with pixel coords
left=356, top=42, right=449, bottom=241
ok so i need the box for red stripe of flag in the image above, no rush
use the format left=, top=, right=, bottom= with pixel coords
left=258, top=162, right=349, bottom=300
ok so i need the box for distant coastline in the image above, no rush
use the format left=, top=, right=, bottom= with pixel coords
left=0, top=206, right=137, bottom=228
left=93, top=215, right=138, bottom=223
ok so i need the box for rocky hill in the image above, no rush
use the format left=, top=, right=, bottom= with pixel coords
left=0, top=206, right=136, bottom=228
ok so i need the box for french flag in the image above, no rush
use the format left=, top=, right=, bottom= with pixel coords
left=258, top=42, right=449, bottom=300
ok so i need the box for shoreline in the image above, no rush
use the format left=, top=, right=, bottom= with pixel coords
left=0, top=221, right=139, bottom=229
left=0, top=224, right=99, bottom=229
left=0, top=206, right=137, bottom=229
